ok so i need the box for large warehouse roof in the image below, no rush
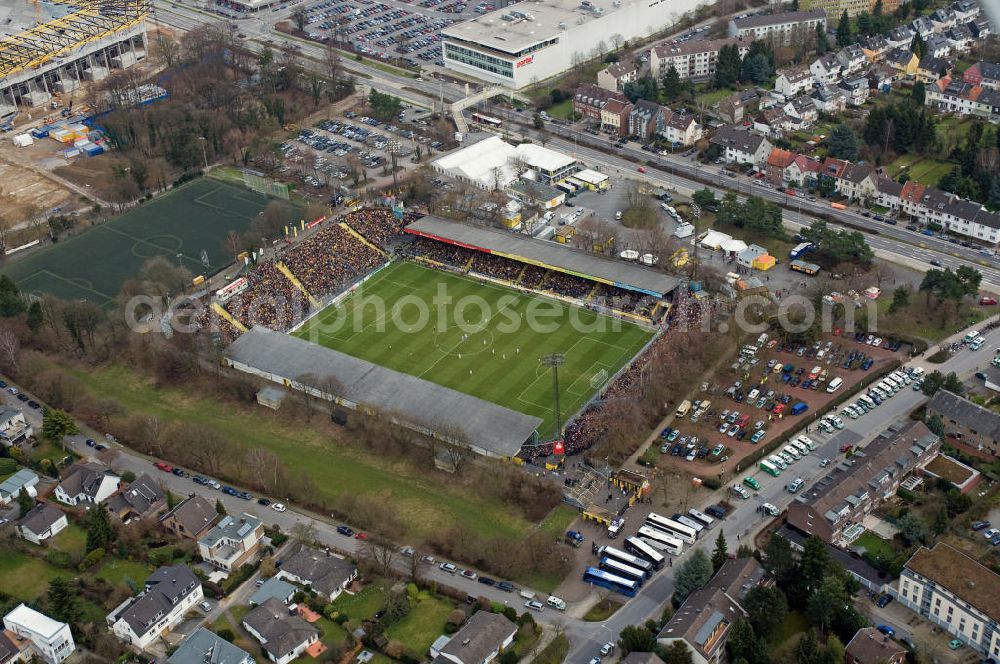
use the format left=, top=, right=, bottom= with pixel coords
left=225, top=327, right=542, bottom=458
left=406, top=215, right=680, bottom=297
left=432, top=136, right=578, bottom=189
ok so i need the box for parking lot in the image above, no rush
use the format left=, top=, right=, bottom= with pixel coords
left=296, top=0, right=507, bottom=68
left=654, top=331, right=908, bottom=482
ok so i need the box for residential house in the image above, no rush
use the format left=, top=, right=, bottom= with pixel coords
left=836, top=44, right=868, bottom=76
left=810, top=53, right=843, bottom=85
left=753, top=107, right=793, bottom=138
left=931, top=7, right=958, bottom=30
left=819, top=156, right=849, bottom=182
left=787, top=154, right=823, bottom=187
left=964, top=61, right=1000, bottom=89
left=927, top=77, right=981, bottom=115
left=0, top=469, right=38, bottom=506
left=573, top=84, right=628, bottom=122
left=16, top=503, right=68, bottom=545
left=431, top=611, right=516, bottom=664
left=727, top=9, right=827, bottom=46
left=774, top=67, right=815, bottom=97
left=925, top=34, right=953, bottom=58
left=3, top=605, right=75, bottom=664
left=873, top=175, right=904, bottom=209
left=275, top=546, right=358, bottom=601
left=662, top=113, right=701, bottom=147
left=766, top=147, right=797, bottom=185
left=710, top=126, right=773, bottom=168
left=621, top=654, right=667, bottom=664
left=861, top=34, right=890, bottom=62
left=846, top=628, right=907, bottom=664
left=936, top=197, right=1000, bottom=243
left=885, top=47, right=919, bottom=78
left=784, top=96, right=818, bottom=125
left=657, top=558, right=770, bottom=664
left=967, top=15, right=991, bottom=39
left=106, top=473, right=166, bottom=522
left=946, top=24, right=974, bottom=53
left=801, top=0, right=888, bottom=18
left=917, top=55, right=954, bottom=83
left=896, top=542, right=1000, bottom=656
left=835, top=162, right=878, bottom=200
left=597, top=61, right=637, bottom=92
left=838, top=76, right=870, bottom=105
left=812, top=84, right=847, bottom=112
left=106, top=565, right=204, bottom=650
left=951, top=0, right=980, bottom=23
left=0, top=407, right=32, bottom=446
left=0, top=632, right=25, bottom=664
left=629, top=100, right=667, bottom=140
left=54, top=462, right=121, bottom=507
left=600, top=98, right=633, bottom=136
left=167, top=628, right=254, bottom=664
left=927, top=389, right=1000, bottom=456
left=786, top=419, right=939, bottom=544
left=886, top=25, right=916, bottom=49
left=869, top=63, right=901, bottom=92
left=716, top=90, right=759, bottom=124
left=912, top=16, right=935, bottom=38
left=197, top=513, right=265, bottom=572
left=160, top=495, right=220, bottom=541
left=650, top=37, right=752, bottom=80
left=249, top=578, right=298, bottom=607
left=242, top=598, right=319, bottom=664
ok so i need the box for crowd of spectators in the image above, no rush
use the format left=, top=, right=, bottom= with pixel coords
left=470, top=253, right=522, bottom=282
left=519, top=265, right=547, bottom=289
left=282, top=224, right=384, bottom=298
left=343, top=208, right=416, bottom=247
left=224, top=262, right=308, bottom=331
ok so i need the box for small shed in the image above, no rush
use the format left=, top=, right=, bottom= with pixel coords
left=256, top=386, right=287, bottom=410
left=12, top=134, right=33, bottom=147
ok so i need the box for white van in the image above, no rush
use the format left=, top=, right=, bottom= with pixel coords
left=798, top=435, right=817, bottom=451
left=547, top=596, right=567, bottom=611
left=792, top=440, right=810, bottom=456
left=779, top=452, right=794, bottom=465
left=964, top=330, right=980, bottom=344
left=783, top=445, right=801, bottom=460
left=826, top=377, right=843, bottom=393
left=859, top=395, right=877, bottom=410
left=769, top=455, right=787, bottom=470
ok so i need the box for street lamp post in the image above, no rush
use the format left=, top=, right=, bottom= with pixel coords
left=198, top=136, right=208, bottom=169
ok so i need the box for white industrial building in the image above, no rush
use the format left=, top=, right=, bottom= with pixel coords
left=432, top=135, right=581, bottom=188
left=441, top=0, right=704, bottom=88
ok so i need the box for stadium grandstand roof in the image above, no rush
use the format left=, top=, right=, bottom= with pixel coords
left=406, top=215, right=680, bottom=297
left=225, top=327, right=542, bottom=458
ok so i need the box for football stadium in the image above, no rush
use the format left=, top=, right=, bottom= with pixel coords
left=217, top=207, right=680, bottom=459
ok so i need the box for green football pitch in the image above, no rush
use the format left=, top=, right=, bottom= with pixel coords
left=293, top=261, right=654, bottom=434
left=2, top=177, right=273, bottom=307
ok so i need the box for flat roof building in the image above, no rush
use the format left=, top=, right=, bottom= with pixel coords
left=432, top=136, right=580, bottom=188
left=3, top=605, right=75, bottom=664
left=441, top=0, right=706, bottom=88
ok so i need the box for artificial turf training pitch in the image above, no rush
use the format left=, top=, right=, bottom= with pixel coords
left=293, top=261, right=654, bottom=434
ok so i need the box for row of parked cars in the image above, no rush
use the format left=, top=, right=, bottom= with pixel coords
left=152, top=462, right=287, bottom=511
left=840, top=367, right=924, bottom=420
left=971, top=520, right=1000, bottom=546
left=0, top=382, right=41, bottom=410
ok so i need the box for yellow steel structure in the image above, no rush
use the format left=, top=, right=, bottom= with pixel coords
left=0, top=0, right=149, bottom=81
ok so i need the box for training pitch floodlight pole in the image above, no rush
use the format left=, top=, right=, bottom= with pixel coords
left=541, top=352, right=566, bottom=439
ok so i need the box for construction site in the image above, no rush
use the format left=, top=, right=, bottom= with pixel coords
left=0, top=0, right=150, bottom=128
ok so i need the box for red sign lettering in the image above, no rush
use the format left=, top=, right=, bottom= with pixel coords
left=515, top=55, right=534, bottom=68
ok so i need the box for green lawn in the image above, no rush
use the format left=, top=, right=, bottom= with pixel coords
left=294, top=262, right=653, bottom=434
left=535, top=634, right=569, bottom=664
left=49, top=524, right=88, bottom=557
left=695, top=87, right=734, bottom=107
left=886, top=153, right=953, bottom=187
left=315, top=616, right=350, bottom=647
left=385, top=597, right=454, bottom=655
left=777, top=610, right=809, bottom=643
left=95, top=558, right=153, bottom=586
left=330, top=581, right=390, bottom=622
left=61, top=363, right=541, bottom=543
left=854, top=532, right=895, bottom=560
left=546, top=99, right=574, bottom=120
left=0, top=550, right=67, bottom=601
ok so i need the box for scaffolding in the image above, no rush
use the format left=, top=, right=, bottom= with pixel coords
left=0, top=0, right=150, bottom=81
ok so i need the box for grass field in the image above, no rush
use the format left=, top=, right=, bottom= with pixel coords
left=2, top=177, right=273, bottom=307
left=0, top=549, right=66, bottom=600
left=384, top=597, right=454, bottom=654
left=294, top=262, right=653, bottom=433
left=886, top=153, right=953, bottom=187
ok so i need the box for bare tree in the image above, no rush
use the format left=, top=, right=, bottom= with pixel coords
left=362, top=538, right=398, bottom=577
left=610, top=33, right=625, bottom=52
left=291, top=521, right=318, bottom=544
left=244, top=447, right=284, bottom=493
left=0, top=329, right=19, bottom=373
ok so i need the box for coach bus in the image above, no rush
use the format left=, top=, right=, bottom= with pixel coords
left=600, top=557, right=647, bottom=585
left=637, top=526, right=684, bottom=556
left=583, top=567, right=638, bottom=597
left=675, top=514, right=705, bottom=537
left=645, top=513, right=696, bottom=544
left=471, top=112, right=502, bottom=129
left=687, top=508, right=715, bottom=528
left=624, top=537, right=666, bottom=570
left=597, top=545, right=654, bottom=575
left=760, top=460, right=781, bottom=477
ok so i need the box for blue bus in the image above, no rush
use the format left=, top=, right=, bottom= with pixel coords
left=790, top=242, right=815, bottom=259
left=600, top=557, right=647, bottom=585
left=583, top=567, right=639, bottom=597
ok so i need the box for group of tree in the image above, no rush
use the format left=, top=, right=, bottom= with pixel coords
left=715, top=192, right=784, bottom=237
left=862, top=101, right=938, bottom=159
left=367, top=89, right=404, bottom=122
left=800, top=220, right=874, bottom=265
left=716, top=41, right=775, bottom=89
left=827, top=123, right=860, bottom=161
left=918, top=265, right=982, bottom=308
left=920, top=370, right=965, bottom=397
left=937, top=122, right=1000, bottom=208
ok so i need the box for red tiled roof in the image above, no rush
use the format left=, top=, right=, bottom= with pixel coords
left=767, top=148, right=796, bottom=168
left=900, top=180, right=927, bottom=203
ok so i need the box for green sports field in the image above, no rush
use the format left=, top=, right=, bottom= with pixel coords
left=293, top=261, right=654, bottom=434
left=2, top=177, right=273, bottom=307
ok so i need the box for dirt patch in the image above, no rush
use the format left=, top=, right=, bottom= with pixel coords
left=0, top=162, right=76, bottom=216
left=53, top=158, right=125, bottom=201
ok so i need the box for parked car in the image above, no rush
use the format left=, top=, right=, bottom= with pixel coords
left=440, top=562, right=457, bottom=574
left=787, top=478, right=804, bottom=493
left=336, top=525, right=354, bottom=536
left=876, top=625, right=895, bottom=637
left=971, top=520, right=991, bottom=531
left=154, top=462, right=173, bottom=472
